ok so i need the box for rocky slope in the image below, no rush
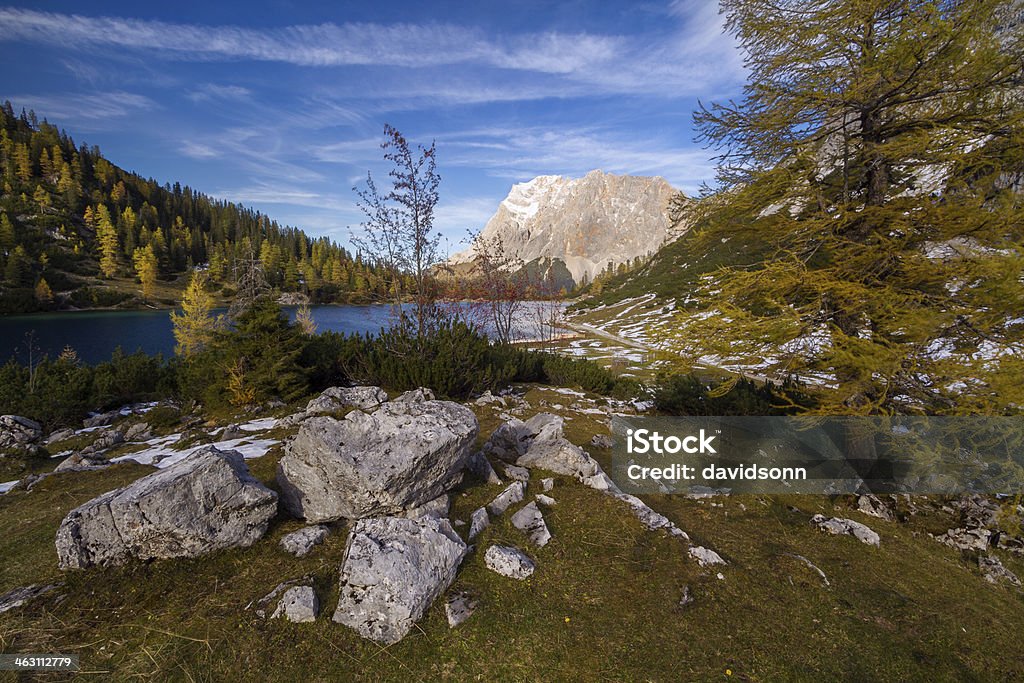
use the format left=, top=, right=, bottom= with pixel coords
left=451, top=170, right=684, bottom=285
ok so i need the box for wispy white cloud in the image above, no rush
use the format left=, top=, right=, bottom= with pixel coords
left=0, top=7, right=742, bottom=98
left=186, top=83, right=251, bottom=102
left=2, top=90, right=156, bottom=122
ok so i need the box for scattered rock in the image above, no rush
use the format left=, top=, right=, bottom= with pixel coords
left=783, top=552, right=830, bottom=586
left=510, top=501, right=552, bottom=547
left=935, top=527, right=990, bottom=552
left=474, top=390, right=505, bottom=407
left=0, top=584, right=59, bottom=614
left=689, top=546, right=727, bottom=567
left=811, top=514, right=881, bottom=547
left=487, top=481, right=526, bottom=516
left=271, top=585, right=319, bottom=623
left=0, top=415, right=42, bottom=451
left=535, top=494, right=557, bottom=507
left=484, top=545, right=535, bottom=580
left=56, top=446, right=278, bottom=569
left=608, top=493, right=690, bottom=540
left=590, top=434, right=615, bottom=449
left=979, top=555, right=1021, bottom=586
left=219, top=423, right=247, bottom=440
left=280, top=526, right=330, bottom=557
left=542, top=478, right=554, bottom=492
left=306, top=386, right=388, bottom=414
left=445, top=591, right=477, bottom=628
left=83, top=410, right=120, bottom=429
left=466, top=450, right=502, bottom=485
left=249, top=578, right=310, bottom=617
left=124, top=422, right=151, bottom=442
left=394, top=387, right=436, bottom=403
left=333, top=516, right=467, bottom=645
left=678, top=585, right=694, bottom=608
left=503, top=464, right=530, bottom=483
left=46, top=428, right=76, bottom=445
left=482, top=418, right=533, bottom=461
left=402, top=494, right=450, bottom=520
left=53, top=452, right=109, bottom=473
left=82, top=429, right=124, bottom=454
left=468, top=507, right=490, bottom=540
left=856, top=493, right=894, bottom=521
left=957, top=495, right=1001, bottom=529
left=277, top=399, right=478, bottom=522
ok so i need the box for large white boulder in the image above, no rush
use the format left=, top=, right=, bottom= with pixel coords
left=277, top=399, right=478, bottom=522
left=55, top=447, right=278, bottom=569
left=333, top=516, right=467, bottom=644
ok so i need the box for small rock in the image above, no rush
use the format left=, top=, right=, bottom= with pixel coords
left=394, top=387, right=436, bottom=403
left=46, top=428, right=76, bottom=445
left=305, top=386, right=388, bottom=414
left=689, top=546, right=726, bottom=567
left=280, top=526, right=330, bottom=557
left=0, top=584, right=59, bottom=614
left=542, top=478, right=554, bottom=492
left=503, top=464, right=530, bottom=483
left=402, top=494, right=450, bottom=520
left=678, top=585, right=694, bottom=608
left=487, top=481, right=526, bottom=516
left=84, top=429, right=124, bottom=453
left=474, top=391, right=505, bottom=407
left=82, top=410, right=120, bottom=429
left=510, top=501, right=551, bottom=547
left=124, top=422, right=152, bottom=442
left=811, top=514, right=881, bottom=547
left=53, top=452, right=109, bottom=473
left=219, top=423, right=246, bottom=440
left=535, top=494, right=557, bottom=507
left=590, top=434, right=615, bottom=449
left=0, top=415, right=43, bottom=451
left=271, top=586, right=319, bottom=623
left=445, top=591, right=477, bottom=628
left=467, top=450, right=502, bottom=485
left=856, top=493, right=894, bottom=521
left=935, top=527, right=990, bottom=552
left=468, top=507, right=490, bottom=540
left=484, top=545, right=536, bottom=580
left=979, top=555, right=1021, bottom=586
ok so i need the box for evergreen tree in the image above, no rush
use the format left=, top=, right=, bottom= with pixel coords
left=659, top=0, right=1024, bottom=414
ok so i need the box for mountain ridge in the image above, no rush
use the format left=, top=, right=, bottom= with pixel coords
left=451, top=170, right=685, bottom=285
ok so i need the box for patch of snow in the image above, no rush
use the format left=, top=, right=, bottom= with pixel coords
left=238, top=417, right=279, bottom=432
left=0, top=480, right=19, bottom=494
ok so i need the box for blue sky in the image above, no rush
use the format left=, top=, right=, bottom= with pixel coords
left=0, top=0, right=745, bottom=253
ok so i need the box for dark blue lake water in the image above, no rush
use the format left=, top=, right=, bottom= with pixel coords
left=0, top=305, right=396, bottom=365
left=0, top=302, right=563, bottom=365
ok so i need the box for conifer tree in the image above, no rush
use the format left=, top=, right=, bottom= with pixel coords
left=34, top=277, right=53, bottom=302
left=658, top=0, right=1024, bottom=414
left=132, top=244, right=158, bottom=299
left=170, top=270, right=219, bottom=356
left=95, top=204, right=119, bottom=278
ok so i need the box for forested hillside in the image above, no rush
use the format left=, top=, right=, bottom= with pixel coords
left=0, top=102, right=394, bottom=314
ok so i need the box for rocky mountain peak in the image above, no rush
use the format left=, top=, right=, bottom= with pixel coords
left=451, top=170, right=683, bottom=284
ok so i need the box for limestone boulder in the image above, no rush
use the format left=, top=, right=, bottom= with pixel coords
left=277, top=399, right=477, bottom=522
left=333, top=516, right=467, bottom=644
left=55, top=446, right=277, bottom=569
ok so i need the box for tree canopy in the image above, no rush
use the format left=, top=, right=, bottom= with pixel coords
left=657, top=0, right=1024, bottom=415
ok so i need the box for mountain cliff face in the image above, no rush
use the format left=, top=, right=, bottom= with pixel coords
left=451, top=170, right=682, bottom=284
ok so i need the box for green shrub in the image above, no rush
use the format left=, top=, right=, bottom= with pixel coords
left=653, top=373, right=812, bottom=416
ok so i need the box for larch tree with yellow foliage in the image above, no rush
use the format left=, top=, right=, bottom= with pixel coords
left=132, top=245, right=158, bottom=300
left=170, top=270, right=219, bottom=356
left=657, top=0, right=1024, bottom=415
